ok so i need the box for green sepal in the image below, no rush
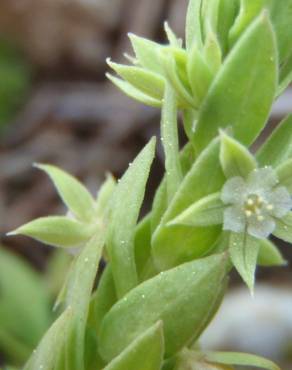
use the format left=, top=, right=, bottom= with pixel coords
left=204, top=31, right=222, bottom=74
left=229, top=232, right=260, bottom=293
left=99, top=254, right=228, bottom=362
left=257, top=239, right=286, bottom=267
left=106, top=73, right=162, bottom=107
left=164, top=22, right=182, bottom=48
left=152, top=139, right=225, bottom=270
left=168, top=192, right=223, bottom=227
left=95, top=174, right=116, bottom=218
left=203, top=351, right=280, bottom=370
left=273, top=212, right=292, bottom=243
left=220, top=132, right=257, bottom=178
left=9, top=216, right=94, bottom=248
left=107, top=138, right=156, bottom=298
left=194, top=12, right=277, bottom=153
left=35, top=164, right=95, bottom=222
left=257, top=115, right=292, bottom=167
left=276, top=158, right=292, bottom=193
left=107, top=60, right=165, bottom=100
left=103, top=322, right=164, bottom=370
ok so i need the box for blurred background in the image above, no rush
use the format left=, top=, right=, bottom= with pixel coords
left=0, top=0, right=291, bottom=368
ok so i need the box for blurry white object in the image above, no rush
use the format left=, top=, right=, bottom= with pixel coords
left=201, top=284, right=292, bottom=360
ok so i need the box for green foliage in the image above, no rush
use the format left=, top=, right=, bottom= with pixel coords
left=0, top=39, right=31, bottom=130
left=5, top=1, right=292, bottom=369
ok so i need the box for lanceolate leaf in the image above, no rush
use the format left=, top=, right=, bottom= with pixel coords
left=186, top=0, right=204, bottom=50
left=9, top=216, right=94, bottom=248
left=128, top=34, right=163, bottom=74
left=273, top=212, right=292, bottom=243
left=107, top=138, right=156, bottom=298
left=278, top=52, right=292, bottom=95
left=99, top=254, right=228, bottom=362
left=35, top=164, right=95, bottom=222
left=104, top=322, right=164, bottom=370
left=229, top=232, right=260, bottom=293
left=220, top=132, right=257, bottom=178
left=64, top=233, right=105, bottom=370
left=106, top=74, right=162, bottom=107
left=107, top=61, right=165, bottom=100
left=193, top=13, right=277, bottom=153
left=169, top=192, right=224, bottom=227
left=217, top=0, right=239, bottom=54
left=23, top=309, right=72, bottom=370
left=257, top=115, right=292, bottom=167
left=152, top=139, right=225, bottom=270
left=257, top=239, right=286, bottom=267
left=204, top=351, right=280, bottom=370
left=161, top=82, right=183, bottom=202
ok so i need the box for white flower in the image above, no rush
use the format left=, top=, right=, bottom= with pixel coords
left=221, top=167, right=292, bottom=239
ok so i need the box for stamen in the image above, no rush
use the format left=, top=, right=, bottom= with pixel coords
left=245, top=210, right=252, bottom=217
left=266, top=204, right=274, bottom=211
left=257, top=215, right=264, bottom=222
left=247, top=199, right=254, bottom=206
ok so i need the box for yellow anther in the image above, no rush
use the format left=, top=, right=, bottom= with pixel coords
left=266, top=204, right=274, bottom=211
left=247, top=198, right=254, bottom=206
left=257, top=215, right=264, bottom=222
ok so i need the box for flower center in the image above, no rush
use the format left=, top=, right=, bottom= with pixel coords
left=243, top=194, right=274, bottom=221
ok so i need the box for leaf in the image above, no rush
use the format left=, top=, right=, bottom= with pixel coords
left=217, top=0, right=239, bottom=54
left=229, top=232, right=260, bottom=293
left=99, top=253, right=228, bottom=362
left=273, top=212, right=292, bottom=243
left=107, top=60, right=165, bottom=100
left=9, top=216, right=94, bottom=248
left=134, top=215, right=153, bottom=279
left=229, top=0, right=266, bottom=46
left=12, top=217, right=92, bottom=249
left=204, top=31, right=222, bottom=74
left=103, top=322, right=164, bottom=370
left=160, top=49, right=197, bottom=109
left=88, top=264, right=117, bottom=336
left=257, top=239, right=286, bottom=267
left=193, top=13, right=277, bottom=154
left=204, top=351, right=280, bottom=370
left=278, top=52, right=292, bottom=95
left=276, top=158, right=292, bottom=193
left=269, top=0, right=292, bottom=64
left=95, top=174, right=116, bottom=217
left=257, top=115, right=292, bottom=167
left=161, top=82, right=183, bottom=202
left=64, top=232, right=105, bottom=370
left=106, top=73, right=162, bottom=107
left=185, top=0, right=204, bottom=50
left=169, top=192, right=224, bottom=227
left=0, top=247, right=51, bottom=363
left=35, top=164, right=95, bottom=222
left=187, top=44, right=213, bottom=102
left=107, top=138, right=156, bottom=298
left=128, top=33, right=163, bottom=74
left=152, top=139, right=225, bottom=270
left=23, top=308, right=72, bottom=370
left=164, top=22, right=182, bottom=48
left=220, top=132, right=256, bottom=178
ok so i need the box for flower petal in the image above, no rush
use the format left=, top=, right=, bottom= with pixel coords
left=247, top=215, right=275, bottom=239
left=221, top=177, right=247, bottom=205
left=247, top=167, right=279, bottom=193
left=267, top=186, right=292, bottom=218
left=223, top=206, right=246, bottom=233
